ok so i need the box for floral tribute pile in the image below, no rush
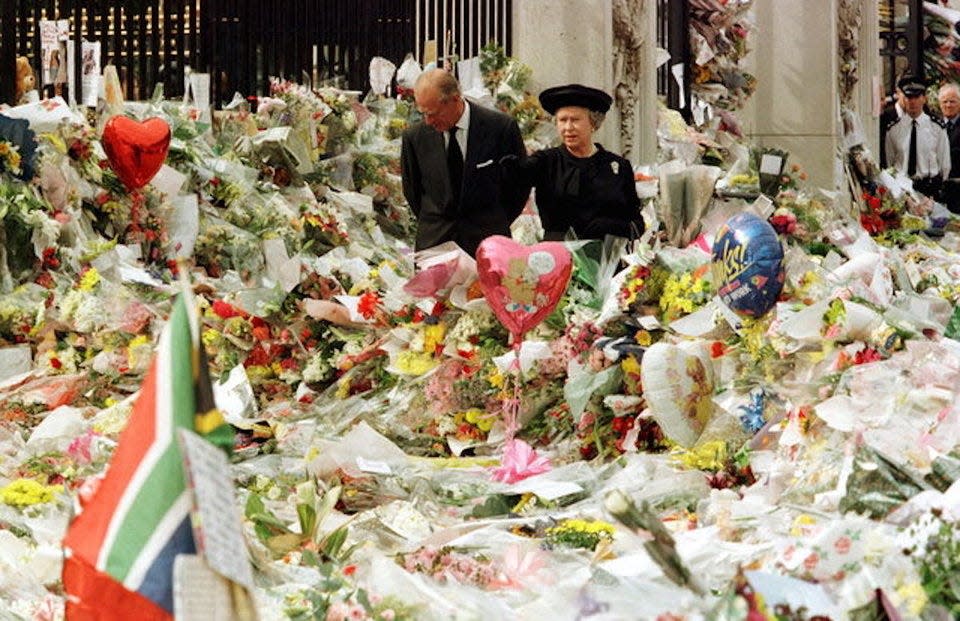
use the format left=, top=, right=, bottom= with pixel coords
left=1, top=48, right=960, bottom=621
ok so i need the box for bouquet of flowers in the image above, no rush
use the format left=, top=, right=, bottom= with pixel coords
left=689, top=0, right=757, bottom=111
left=479, top=42, right=549, bottom=140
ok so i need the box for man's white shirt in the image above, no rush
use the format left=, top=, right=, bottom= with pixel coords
left=885, top=112, right=951, bottom=179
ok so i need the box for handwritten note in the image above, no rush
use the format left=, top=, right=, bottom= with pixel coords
left=177, top=429, right=255, bottom=589
left=173, top=554, right=235, bottom=621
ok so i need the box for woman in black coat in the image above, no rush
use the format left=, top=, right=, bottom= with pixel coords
left=509, top=84, right=644, bottom=241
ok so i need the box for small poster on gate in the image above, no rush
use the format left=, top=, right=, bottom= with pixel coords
left=40, top=19, right=70, bottom=97
left=81, top=40, right=101, bottom=107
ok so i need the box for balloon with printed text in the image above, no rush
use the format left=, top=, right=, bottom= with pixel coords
left=711, top=212, right=785, bottom=318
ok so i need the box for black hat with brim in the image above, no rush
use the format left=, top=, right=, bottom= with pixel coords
left=539, top=84, right=613, bottom=115
left=898, top=74, right=927, bottom=97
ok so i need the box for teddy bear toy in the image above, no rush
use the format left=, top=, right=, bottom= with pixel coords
left=15, top=56, right=38, bottom=105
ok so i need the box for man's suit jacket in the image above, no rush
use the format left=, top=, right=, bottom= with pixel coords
left=942, top=116, right=960, bottom=212
left=401, top=101, right=528, bottom=256
left=879, top=101, right=900, bottom=169
left=944, top=116, right=960, bottom=178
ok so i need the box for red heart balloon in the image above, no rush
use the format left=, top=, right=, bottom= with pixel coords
left=101, top=116, right=171, bottom=191
left=476, top=236, right=573, bottom=341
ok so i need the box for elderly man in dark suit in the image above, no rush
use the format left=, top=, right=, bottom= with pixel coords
left=939, top=82, right=960, bottom=212
left=401, top=69, right=528, bottom=257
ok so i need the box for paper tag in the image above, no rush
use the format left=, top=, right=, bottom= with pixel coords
left=637, top=315, right=662, bottom=330
left=447, top=436, right=483, bottom=457
left=903, top=261, right=923, bottom=289
left=760, top=154, right=783, bottom=176
left=166, top=194, right=199, bottom=259
left=813, top=396, right=855, bottom=432
left=151, top=164, right=187, bottom=197
left=213, top=364, right=259, bottom=428
left=178, top=429, right=255, bottom=589
left=508, top=478, right=582, bottom=501
left=356, top=456, right=392, bottom=475
left=751, top=194, right=775, bottom=219
left=262, top=238, right=301, bottom=293
left=173, top=555, right=238, bottom=621
left=0, top=346, right=32, bottom=383
left=908, top=296, right=934, bottom=318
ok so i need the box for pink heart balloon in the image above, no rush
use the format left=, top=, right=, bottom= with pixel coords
left=476, top=236, right=573, bottom=341
left=102, top=116, right=171, bottom=191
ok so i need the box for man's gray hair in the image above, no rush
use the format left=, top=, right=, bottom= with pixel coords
left=415, top=69, right=462, bottom=102
left=939, top=82, right=960, bottom=100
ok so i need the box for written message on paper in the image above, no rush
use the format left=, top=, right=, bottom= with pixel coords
left=178, top=429, right=255, bottom=588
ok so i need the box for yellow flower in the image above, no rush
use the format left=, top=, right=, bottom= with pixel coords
left=1, top=479, right=63, bottom=507
left=201, top=328, right=221, bottom=348
left=423, top=323, right=446, bottom=353
left=463, top=408, right=494, bottom=432
left=335, top=378, right=351, bottom=399
left=127, top=335, right=154, bottom=370
left=78, top=268, right=101, bottom=292
left=635, top=330, right=652, bottom=347
left=673, top=441, right=727, bottom=471
left=895, top=581, right=927, bottom=617
left=549, top=518, right=616, bottom=537
left=41, top=132, right=68, bottom=153
left=393, top=351, right=438, bottom=376
left=620, top=355, right=641, bottom=376
left=789, top=514, right=817, bottom=537
left=488, top=368, right=506, bottom=389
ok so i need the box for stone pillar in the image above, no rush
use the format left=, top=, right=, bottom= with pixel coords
left=741, top=0, right=841, bottom=189
left=612, top=0, right=658, bottom=165
left=512, top=0, right=616, bottom=147
left=857, top=0, right=881, bottom=161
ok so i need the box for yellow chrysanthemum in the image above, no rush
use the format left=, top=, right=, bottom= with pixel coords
left=674, top=440, right=727, bottom=471
left=1, top=479, right=63, bottom=507
left=393, top=351, right=439, bottom=376
left=78, top=268, right=102, bottom=292
left=422, top=323, right=446, bottom=353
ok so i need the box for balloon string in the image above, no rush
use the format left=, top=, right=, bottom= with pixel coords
left=502, top=340, right=523, bottom=441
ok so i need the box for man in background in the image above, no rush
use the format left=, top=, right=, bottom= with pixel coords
left=401, top=69, right=529, bottom=257
left=939, top=82, right=960, bottom=212
left=879, top=85, right=905, bottom=168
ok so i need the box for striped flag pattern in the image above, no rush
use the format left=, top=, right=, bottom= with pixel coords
left=63, top=294, right=232, bottom=620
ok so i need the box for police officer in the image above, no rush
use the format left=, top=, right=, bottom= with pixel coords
left=885, top=74, right=951, bottom=200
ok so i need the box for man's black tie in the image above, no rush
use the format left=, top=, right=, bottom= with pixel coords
left=908, top=119, right=918, bottom=177
left=447, top=127, right=463, bottom=206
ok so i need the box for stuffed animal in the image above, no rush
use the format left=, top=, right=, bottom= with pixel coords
left=15, top=56, right=37, bottom=105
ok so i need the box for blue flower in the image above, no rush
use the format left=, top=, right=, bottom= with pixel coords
left=737, top=388, right=766, bottom=433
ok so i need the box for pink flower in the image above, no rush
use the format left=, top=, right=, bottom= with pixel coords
left=834, top=536, right=852, bottom=554
left=490, top=544, right=549, bottom=590
left=491, top=439, right=552, bottom=484
left=326, top=602, right=350, bottom=621
left=67, top=430, right=98, bottom=464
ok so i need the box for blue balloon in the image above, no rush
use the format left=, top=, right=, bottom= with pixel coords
left=711, top=212, right=785, bottom=318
